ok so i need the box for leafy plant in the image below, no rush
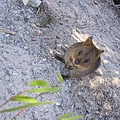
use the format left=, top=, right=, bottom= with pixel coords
left=57, top=72, right=64, bottom=82
left=0, top=80, right=59, bottom=113
left=0, top=73, right=83, bottom=120
left=59, top=112, right=84, bottom=120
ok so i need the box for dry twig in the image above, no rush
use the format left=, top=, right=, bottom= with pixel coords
left=0, top=29, right=16, bottom=35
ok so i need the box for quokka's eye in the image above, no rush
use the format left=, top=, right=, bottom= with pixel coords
left=84, top=59, right=89, bottom=63
left=78, top=51, right=82, bottom=55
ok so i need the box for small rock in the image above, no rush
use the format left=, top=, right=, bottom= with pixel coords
left=27, top=0, right=43, bottom=8
left=12, top=71, right=19, bottom=76
left=24, top=46, right=29, bottom=49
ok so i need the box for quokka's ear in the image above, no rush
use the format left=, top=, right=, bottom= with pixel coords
left=96, top=49, right=104, bottom=59
left=82, top=36, right=93, bottom=45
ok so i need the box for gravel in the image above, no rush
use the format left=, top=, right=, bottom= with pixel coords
left=0, top=0, right=120, bottom=120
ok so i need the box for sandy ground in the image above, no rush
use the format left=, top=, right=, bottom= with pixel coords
left=0, top=0, right=120, bottom=120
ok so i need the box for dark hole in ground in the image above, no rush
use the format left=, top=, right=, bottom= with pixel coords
left=113, top=0, right=120, bottom=5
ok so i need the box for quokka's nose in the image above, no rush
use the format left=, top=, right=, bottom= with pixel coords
left=74, top=59, right=80, bottom=65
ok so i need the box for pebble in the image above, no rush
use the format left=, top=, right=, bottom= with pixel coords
left=26, top=0, right=42, bottom=7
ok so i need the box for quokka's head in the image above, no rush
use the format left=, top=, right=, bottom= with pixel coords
left=70, top=37, right=104, bottom=70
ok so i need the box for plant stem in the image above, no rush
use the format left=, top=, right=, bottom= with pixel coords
left=9, top=92, right=47, bottom=120
left=10, top=109, right=26, bottom=120
left=0, top=84, right=29, bottom=108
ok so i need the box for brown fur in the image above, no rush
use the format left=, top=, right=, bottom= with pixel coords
left=55, top=37, right=104, bottom=79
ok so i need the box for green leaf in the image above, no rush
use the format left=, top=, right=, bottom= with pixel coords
left=30, top=80, right=50, bottom=86
left=57, top=72, right=64, bottom=82
left=26, top=87, right=60, bottom=93
left=0, top=101, right=56, bottom=113
left=61, top=116, right=84, bottom=120
left=10, top=95, right=38, bottom=103
left=60, top=112, right=73, bottom=119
